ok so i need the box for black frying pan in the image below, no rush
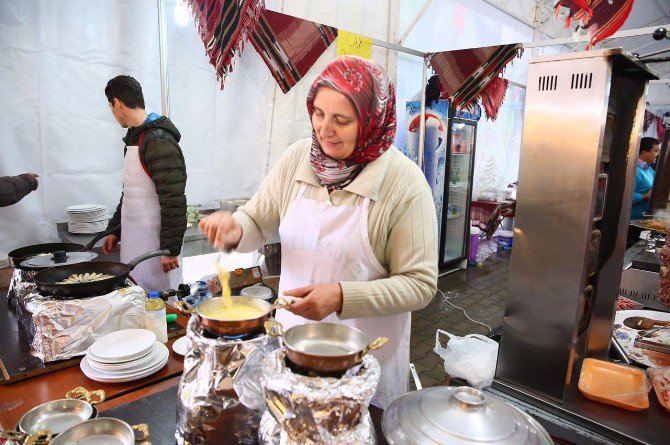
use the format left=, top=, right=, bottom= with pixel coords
left=33, top=250, right=169, bottom=298
left=8, top=226, right=119, bottom=271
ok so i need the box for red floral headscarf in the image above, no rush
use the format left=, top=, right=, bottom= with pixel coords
left=306, top=56, right=397, bottom=190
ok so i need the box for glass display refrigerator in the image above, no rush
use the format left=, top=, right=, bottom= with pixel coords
left=438, top=115, right=477, bottom=271
left=402, top=100, right=478, bottom=273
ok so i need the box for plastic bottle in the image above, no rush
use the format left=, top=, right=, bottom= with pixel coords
left=198, top=280, right=212, bottom=304
left=468, top=226, right=481, bottom=265
left=191, top=280, right=211, bottom=306
left=145, top=291, right=168, bottom=343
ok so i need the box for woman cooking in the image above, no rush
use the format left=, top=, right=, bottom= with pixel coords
left=199, top=56, right=438, bottom=408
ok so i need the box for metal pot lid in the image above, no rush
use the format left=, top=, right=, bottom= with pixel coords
left=20, top=251, right=97, bottom=269
left=382, top=386, right=552, bottom=445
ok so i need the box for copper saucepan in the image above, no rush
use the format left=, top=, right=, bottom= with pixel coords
left=178, top=296, right=289, bottom=336
left=265, top=320, right=388, bottom=374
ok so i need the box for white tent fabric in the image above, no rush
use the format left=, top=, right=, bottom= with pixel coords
left=0, top=1, right=165, bottom=251
left=0, top=0, right=392, bottom=252
left=397, top=0, right=534, bottom=200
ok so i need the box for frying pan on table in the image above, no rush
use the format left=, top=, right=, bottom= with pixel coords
left=8, top=226, right=119, bottom=271
left=32, top=250, right=169, bottom=298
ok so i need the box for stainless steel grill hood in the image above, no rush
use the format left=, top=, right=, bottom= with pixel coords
left=495, top=48, right=658, bottom=403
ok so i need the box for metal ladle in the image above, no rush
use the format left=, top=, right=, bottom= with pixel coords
left=622, top=316, right=670, bottom=330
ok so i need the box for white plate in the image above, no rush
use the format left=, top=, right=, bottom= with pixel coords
left=613, top=309, right=670, bottom=368
left=89, top=329, right=156, bottom=363
left=68, top=219, right=108, bottom=225
left=66, top=205, right=107, bottom=213
left=172, top=337, right=188, bottom=356
left=87, top=343, right=166, bottom=377
left=87, top=343, right=161, bottom=372
left=68, top=224, right=108, bottom=231
left=80, top=343, right=169, bottom=383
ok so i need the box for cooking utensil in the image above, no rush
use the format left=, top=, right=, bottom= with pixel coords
left=178, top=296, right=290, bottom=336
left=65, top=386, right=106, bottom=405
left=640, top=323, right=670, bottom=338
left=265, top=320, right=388, bottom=374
left=49, top=418, right=135, bottom=445
left=8, top=226, right=118, bottom=271
left=623, top=316, right=670, bottom=330
left=613, top=309, right=670, bottom=368
left=409, top=363, right=422, bottom=390
left=20, top=251, right=98, bottom=269
left=33, top=250, right=169, bottom=298
left=382, top=386, right=552, bottom=445
left=611, top=336, right=632, bottom=365
left=18, top=399, right=95, bottom=435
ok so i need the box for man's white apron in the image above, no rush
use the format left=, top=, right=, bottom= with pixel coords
left=120, top=136, right=181, bottom=291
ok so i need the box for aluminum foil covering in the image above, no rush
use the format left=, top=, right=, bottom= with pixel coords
left=258, top=408, right=375, bottom=445
left=176, top=315, right=280, bottom=445
left=13, top=282, right=146, bottom=362
left=7, top=268, right=35, bottom=301
left=260, top=349, right=379, bottom=445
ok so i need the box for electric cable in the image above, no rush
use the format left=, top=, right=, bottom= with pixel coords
left=437, top=288, right=492, bottom=334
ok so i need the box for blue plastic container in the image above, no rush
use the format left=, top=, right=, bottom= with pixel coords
left=496, top=230, right=514, bottom=249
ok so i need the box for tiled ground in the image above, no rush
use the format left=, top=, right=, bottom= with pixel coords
left=409, top=242, right=511, bottom=388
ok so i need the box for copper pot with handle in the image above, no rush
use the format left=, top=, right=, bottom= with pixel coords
left=265, top=320, right=388, bottom=374
left=177, top=296, right=290, bottom=336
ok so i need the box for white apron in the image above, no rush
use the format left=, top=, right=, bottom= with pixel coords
left=120, top=136, right=181, bottom=291
left=276, top=183, right=411, bottom=409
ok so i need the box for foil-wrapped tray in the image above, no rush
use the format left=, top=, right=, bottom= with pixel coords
left=14, top=282, right=146, bottom=362
left=176, top=315, right=279, bottom=445
left=260, top=349, right=379, bottom=444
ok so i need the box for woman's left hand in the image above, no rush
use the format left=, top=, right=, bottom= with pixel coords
left=283, top=284, right=343, bottom=320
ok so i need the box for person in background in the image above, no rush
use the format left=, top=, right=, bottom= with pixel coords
left=199, top=56, right=438, bottom=408
left=628, top=137, right=661, bottom=247
left=102, top=75, right=187, bottom=290
left=0, top=173, right=39, bottom=207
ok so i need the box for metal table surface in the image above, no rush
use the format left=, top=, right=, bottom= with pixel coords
left=491, top=377, right=670, bottom=445
left=491, top=241, right=670, bottom=445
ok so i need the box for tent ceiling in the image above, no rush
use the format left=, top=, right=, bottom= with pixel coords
left=478, top=0, right=670, bottom=79
left=599, top=0, right=670, bottom=79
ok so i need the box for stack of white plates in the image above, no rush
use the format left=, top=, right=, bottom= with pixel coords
left=80, top=329, right=168, bottom=383
left=66, top=204, right=109, bottom=234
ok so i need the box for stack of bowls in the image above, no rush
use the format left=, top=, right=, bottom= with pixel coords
left=80, top=329, right=168, bottom=383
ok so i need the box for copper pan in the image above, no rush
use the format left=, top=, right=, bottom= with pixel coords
left=265, top=320, right=387, bottom=374
left=178, top=297, right=289, bottom=336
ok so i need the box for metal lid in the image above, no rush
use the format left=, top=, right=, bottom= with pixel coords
left=20, top=251, right=97, bottom=269
left=382, top=387, right=552, bottom=445
left=240, top=285, right=273, bottom=300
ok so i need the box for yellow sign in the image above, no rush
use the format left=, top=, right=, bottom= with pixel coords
left=336, top=30, right=372, bottom=59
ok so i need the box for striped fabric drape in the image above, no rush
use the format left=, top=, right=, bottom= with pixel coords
left=188, top=0, right=265, bottom=89
left=428, top=44, right=523, bottom=121
left=555, top=0, right=635, bottom=49
left=250, top=10, right=338, bottom=94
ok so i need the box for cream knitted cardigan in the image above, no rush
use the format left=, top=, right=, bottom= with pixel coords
left=234, top=138, right=438, bottom=319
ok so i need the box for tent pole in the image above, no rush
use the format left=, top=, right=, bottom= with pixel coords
left=523, top=23, right=670, bottom=48
left=157, top=0, right=170, bottom=117
left=398, top=0, right=433, bottom=45
left=386, top=0, right=400, bottom=83
left=418, top=56, right=428, bottom=170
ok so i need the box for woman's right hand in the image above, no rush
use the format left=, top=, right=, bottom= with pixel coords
left=198, top=211, right=243, bottom=251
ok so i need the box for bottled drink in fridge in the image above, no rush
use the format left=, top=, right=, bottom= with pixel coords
left=145, top=291, right=168, bottom=343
